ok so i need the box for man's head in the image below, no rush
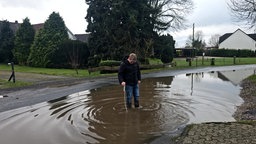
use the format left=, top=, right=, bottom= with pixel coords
left=128, top=53, right=137, bottom=64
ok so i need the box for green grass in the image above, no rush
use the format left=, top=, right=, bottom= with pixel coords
left=0, top=64, right=92, bottom=77
left=247, top=74, right=256, bottom=83
left=148, top=58, right=163, bottom=65
left=0, top=57, right=256, bottom=89
left=173, top=57, right=256, bottom=67
left=1, top=57, right=256, bottom=77
left=0, top=79, right=32, bottom=89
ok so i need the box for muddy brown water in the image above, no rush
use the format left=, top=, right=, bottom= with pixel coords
left=0, top=67, right=255, bottom=144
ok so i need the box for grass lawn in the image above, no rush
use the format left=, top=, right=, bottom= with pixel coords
left=173, top=57, right=256, bottom=67
left=0, top=64, right=93, bottom=77
left=248, top=74, right=256, bottom=83
left=1, top=57, right=256, bottom=77
left=0, top=79, right=32, bottom=89
left=0, top=57, right=256, bottom=89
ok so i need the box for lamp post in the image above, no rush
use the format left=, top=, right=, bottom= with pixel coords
left=202, top=52, right=205, bottom=65
left=8, top=62, right=15, bottom=83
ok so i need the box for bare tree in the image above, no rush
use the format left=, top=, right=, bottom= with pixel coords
left=228, top=0, right=256, bottom=29
left=208, top=34, right=220, bottom=48
left=151, top=0, right=194, bottom=31
left=185, top=35, right=194, bottom=47
left=186, top=30, right=205, bottom=49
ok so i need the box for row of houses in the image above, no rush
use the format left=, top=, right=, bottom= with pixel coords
left=2, top=20, right=256, bottom=52
left=0, top=20, right=89, bottom=43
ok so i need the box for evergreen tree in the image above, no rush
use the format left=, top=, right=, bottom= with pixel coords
left=0, top=20, right=14, bottom=63
left=85, top=0, right=193, bottom=66
left=155, top=34, right=175, bottom=63
left=86, top=0, right=155, bottom=65
left=85, top=0, right=112, bottom=66
left=13, top=17, right=35, bottom=65
left=28, top=12, right=68, bottom=67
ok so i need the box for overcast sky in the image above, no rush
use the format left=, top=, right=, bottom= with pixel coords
left=0, top=0, right=253, bottom=47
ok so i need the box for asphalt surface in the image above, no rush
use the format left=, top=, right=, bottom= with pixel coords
left=0, top=76, right=118, bottom=112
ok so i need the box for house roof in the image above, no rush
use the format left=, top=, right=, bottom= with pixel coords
left=248, top=34, right=256, bottom=41
left=219, top=33, right=232, bottom=44
left=0, top=21, right=21, bottom=34
left=74, top=34, right=89, bottom=43
left=32, top=23, right=44, bottom=32
left=0, top=20, right=87, bottom=42
left=219, top=29, right=256, bottom=44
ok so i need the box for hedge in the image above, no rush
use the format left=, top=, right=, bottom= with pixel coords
left=205, top=49, right=256, bottom=57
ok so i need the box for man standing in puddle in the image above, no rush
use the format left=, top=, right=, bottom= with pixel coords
left=118, top=53, right=141, bottom=108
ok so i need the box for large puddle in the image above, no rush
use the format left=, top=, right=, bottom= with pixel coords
left=0, top=66, right=255, bottom=144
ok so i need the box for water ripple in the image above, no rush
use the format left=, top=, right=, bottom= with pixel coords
left=1, top=68, right=254, bottom=144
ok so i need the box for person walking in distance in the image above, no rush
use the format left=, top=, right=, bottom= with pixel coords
left=118, top=53, right=141, bottom=108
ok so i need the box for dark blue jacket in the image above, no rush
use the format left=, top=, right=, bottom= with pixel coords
left=118, top=59, right=141, bottom=86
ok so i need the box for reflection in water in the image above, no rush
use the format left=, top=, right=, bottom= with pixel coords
left=0, top=68, right=255, bottom=144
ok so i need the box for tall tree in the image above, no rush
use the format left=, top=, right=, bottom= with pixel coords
left=85, top=0, right=193, bottom=67
left=228, top=0, right=256, bottom=29
left=0, top=20, right=14, bottom=63
left=85, top=0, right=113, bottom=66
left=28, top=12, right=68, bottom=67
left=13, top=17, right=35, bottom=65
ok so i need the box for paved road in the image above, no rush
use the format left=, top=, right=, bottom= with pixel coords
left=0, top=75, right=118, bottom=112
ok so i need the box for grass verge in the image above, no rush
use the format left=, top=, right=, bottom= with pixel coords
left=0, top=57, right=256, bottom=89
left=0, top=79, right=32, bottom=89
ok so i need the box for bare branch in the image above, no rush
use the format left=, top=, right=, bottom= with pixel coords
left=151, top=0, right=194, bottom=31
left=228, top=0, right=256, bottom=29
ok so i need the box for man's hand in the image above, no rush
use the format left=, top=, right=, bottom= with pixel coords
left=138, top=80, right=141, bottom=84
left=121, top=82, right=126, bottom=86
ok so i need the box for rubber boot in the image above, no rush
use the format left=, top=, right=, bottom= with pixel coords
left=134, top=100, right=139, bottom=108
left=127, top=102, right=132, bottom=109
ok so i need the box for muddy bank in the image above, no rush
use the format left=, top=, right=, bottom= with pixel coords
left=233, top=78, right=256, bottom=120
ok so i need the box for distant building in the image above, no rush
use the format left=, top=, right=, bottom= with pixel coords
left=0, top=20, right=20, bottom=34
left=0, top=20, right=79, bottom=41
left=219, top=29, right=256, bottom=51
left=74, top=34, right=89, bottom=43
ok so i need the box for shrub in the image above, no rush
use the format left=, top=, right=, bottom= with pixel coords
left=206, top=48, right=256, bottom=57
left=99, top=60, right=121, bottom=67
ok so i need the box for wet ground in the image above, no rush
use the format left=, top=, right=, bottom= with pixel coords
left=0, top=65, right=256, bottom=144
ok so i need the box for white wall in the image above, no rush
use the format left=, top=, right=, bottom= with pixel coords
left=219, top=29, right=256, bottom=51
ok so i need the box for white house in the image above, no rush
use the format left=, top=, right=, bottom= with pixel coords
left=219, top=29, right=256, bottom=51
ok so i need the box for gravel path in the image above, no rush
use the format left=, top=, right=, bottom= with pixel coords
left=173, top=122, right=256, bottom=144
